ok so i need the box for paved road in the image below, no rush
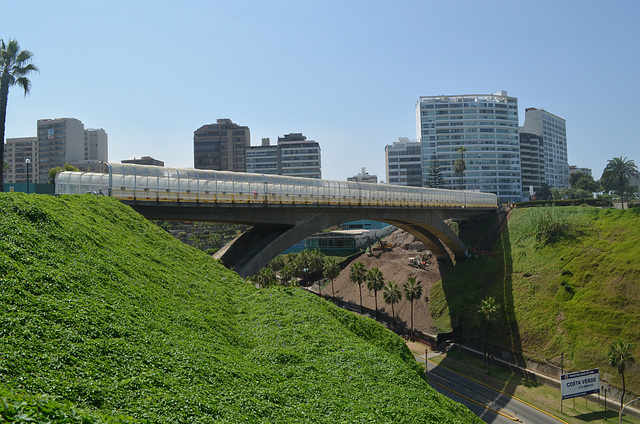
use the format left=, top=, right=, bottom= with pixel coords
left=416, top=353, right=567, bottom=424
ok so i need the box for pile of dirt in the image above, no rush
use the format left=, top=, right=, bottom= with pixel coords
left=319, top=228, right=444, bottom=336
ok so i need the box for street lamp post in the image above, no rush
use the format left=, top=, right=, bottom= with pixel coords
left=602, top=386, right=610, bottom=420
left=25, top=158, right=31, bottom=194
left=619, top=396, right=640, bottom=423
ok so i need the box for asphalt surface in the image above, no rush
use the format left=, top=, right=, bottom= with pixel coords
left=415, top=353, right=568, bottom=424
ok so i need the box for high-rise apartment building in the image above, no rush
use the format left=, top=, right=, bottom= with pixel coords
left=36, top=118, right=109, bottom=182
left=385, top=137, right=422, bottom=187
left=522, top=107, right=568, bottom=189
left=277, top=133, right=321, bottom=179
left=417, top=91, right=521, bottom=202
left=37, top=118, right=85, bottom=183
left=519, top=132, right=545, bottom=200
left=246, top=138, right=280, bottom=175
left=84, top=128, right=108, bottom=162
left=193, top=119, right=250, bottom=172
left=3, top=137, right=37, bottom=184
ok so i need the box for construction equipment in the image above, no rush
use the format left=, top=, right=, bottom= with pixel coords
left=371, top=239, right=393, bottom=252
left=408, top=251, right=432, bottom=270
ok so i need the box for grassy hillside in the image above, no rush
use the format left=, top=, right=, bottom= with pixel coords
left=0, top=193, right=480, bottom=423
left=431, top=206, right=640, bottom=395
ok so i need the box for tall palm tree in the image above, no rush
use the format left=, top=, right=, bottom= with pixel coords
left=608, top=339, right=636, bottom=407
left=403, top=276, right=423, bottom=337
left=454, top=146, right=467, bottom=190
left=1, top=39, right=38, bottom=191
left=383, top=281, right=402, bottom=332
left=349, top=261, right=367, bottom=314
left=602, top=156, right=640, bottom=210
left=366, top=267, right=385, bottom=319
left=323, top=257, right=340, bottom=298
left=478, top=297, right=500, bottom=365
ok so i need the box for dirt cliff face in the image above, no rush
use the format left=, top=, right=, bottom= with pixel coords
left=322, top=229, right=443, bottom=335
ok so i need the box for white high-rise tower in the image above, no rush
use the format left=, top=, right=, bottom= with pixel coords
left=417, top=91, right=521, bottom=202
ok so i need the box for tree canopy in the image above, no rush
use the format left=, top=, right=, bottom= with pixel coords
left=48, top=163, right=80, bottom=184
left=426, top=154, right=444, bottom=188
left=608, top=339, right=635, bottom=407
left=349, top=261, right=367, bottom=314
left=383, top=281, right=402, bottom=331
left=366, top=267, right=385, bottom=319
left=1, top=39, right=38, bottom=191
left=569, top=172, right=599, bottom=193
left=404, top=277, right=424, bottom=336
left=601, top=156, right=639, bottom=209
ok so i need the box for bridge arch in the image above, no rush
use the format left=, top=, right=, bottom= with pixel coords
left=122, top=202, right=475, bottom=278
left=216, top=215, right=461, bottom=278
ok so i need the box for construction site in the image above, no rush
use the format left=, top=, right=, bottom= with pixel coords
left=312, top=228, right=444, bottom=341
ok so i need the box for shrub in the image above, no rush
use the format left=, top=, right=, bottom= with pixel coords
left=529, top=208, right=577, bottom=245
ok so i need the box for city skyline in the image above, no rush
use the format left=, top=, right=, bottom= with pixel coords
left=2, top=1, right=639, bottom=182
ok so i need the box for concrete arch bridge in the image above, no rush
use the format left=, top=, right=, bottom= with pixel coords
left=56, top=163, right=498, bottom=277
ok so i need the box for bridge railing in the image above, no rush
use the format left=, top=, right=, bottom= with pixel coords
left=55, top=163, right=498, bottom=209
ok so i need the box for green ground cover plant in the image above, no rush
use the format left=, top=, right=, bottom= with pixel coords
left=0, top=193, right=481, bottom=423
left=431, top=206, right=640, bottom=397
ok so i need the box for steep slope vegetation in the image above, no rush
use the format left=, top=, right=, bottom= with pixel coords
left=0, top=193, right=480, bottom=423
left=431, top=206, right=640, bottom=394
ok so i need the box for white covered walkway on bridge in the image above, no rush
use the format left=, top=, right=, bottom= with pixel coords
left=55, top=163, right=498, bottom=210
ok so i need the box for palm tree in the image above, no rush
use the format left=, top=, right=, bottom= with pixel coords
left=478, top=297, right=500, bottom=365
left=403, top=276, right=423, bottom=337
left=602, top=156, right=640, bottom=209
left=322, top=257, right=340, bottom=298
left=1, top=39, right=38, bottom=191
left=366, top=267, right=385, bottom=319
left=349, top=261, right=367, bottom=314
left=383, top=281, right=402, bottom=332
left=608, top=339, right=636, bottom=407
left=253, top=267, right=277, bottom=288
left=279, top=263, right=295, bottom=286
left=307, top=249, right=325, bottom=275
left=287, top=253, right=305, bottom=283
left=537, top=183, right=553, bottom=201
left=454, top=146, right=467, bottom=190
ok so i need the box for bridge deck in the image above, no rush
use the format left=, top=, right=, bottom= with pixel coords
left=55, top=163, right=498, bottom=210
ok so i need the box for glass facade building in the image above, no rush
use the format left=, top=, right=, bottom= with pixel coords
left=519, top=132, right=545, bottom=200
left=417, top=91, right=521, bottom=202
left=522, top=107, right=568, bottom=189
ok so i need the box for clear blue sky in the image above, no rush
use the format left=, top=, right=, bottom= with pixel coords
left=3, top=0, right=639, bottom=181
